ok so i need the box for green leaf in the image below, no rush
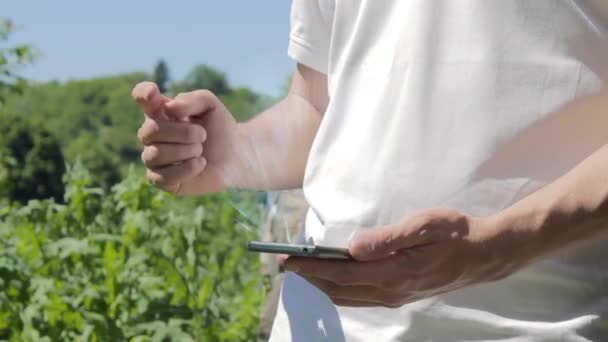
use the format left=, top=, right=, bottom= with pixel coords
left=195, top=277, right=214, bottom=310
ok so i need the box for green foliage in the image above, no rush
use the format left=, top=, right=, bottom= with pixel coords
left=153, top=60, right=170, bottom=94
left=0, top=19, right=36, bottom=105
left=220, top=88, right=273, bottom=122
left=0, top=17, right=276, bottom=342
left=0, top=162, right=267, bottom=341
left=1, top=64, right=272, bottom=189
left=0, top=116, right=65, bottom=203
left=171, top=65, right=231, bottom=96
left=1, top=73, right=148, bottom=189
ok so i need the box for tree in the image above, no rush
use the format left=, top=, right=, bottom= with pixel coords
left=0, top=116, right=65, bottom=203
left=0, top=59, right=269, bottom=189
left=220, top=87, right=273, bottom=122
left=153, top=59, right=170, bottom=94
left=170, top=64, right=231, bottom=96
left=0, top=19, right=36, bottom=105
left=64, top=132, right=121, bottom=189
left=1, top=72, right=149, bottom=186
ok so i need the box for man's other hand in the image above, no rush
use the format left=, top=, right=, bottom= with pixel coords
left=133, top=82, right=241, bottom=195
left=281, top=209, right=530, bottom=308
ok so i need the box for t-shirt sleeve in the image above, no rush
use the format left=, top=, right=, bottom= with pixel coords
left=288, top=0, right=334, bottom=74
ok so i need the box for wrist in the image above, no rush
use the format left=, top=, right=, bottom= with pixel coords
left=220, top=122, right=260, bottom=189
left=464, top=210, right=547, bottom=279
left=487, top=198, right=565, bottom=267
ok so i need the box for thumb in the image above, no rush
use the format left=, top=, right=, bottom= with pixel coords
left=132, top=82, right=171, bottom=118
left=349, top=222, right=425, bottom=262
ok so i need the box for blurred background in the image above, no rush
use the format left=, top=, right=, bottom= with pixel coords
left=0, top=1, right=302, bottom=341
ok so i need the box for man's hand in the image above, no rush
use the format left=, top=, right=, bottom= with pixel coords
left=133, top=82, right=242, bottom=195
left=133, top=64, right=326, bottom=193
left=281, top=209, right=527, bottom=308
left=281, top=89, right=608, bottom=308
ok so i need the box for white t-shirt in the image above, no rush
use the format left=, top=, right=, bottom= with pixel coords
left=270, top=1, right=608, bottom=341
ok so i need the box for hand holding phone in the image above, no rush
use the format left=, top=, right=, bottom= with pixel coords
left=247, top=241, right=352, bottom=260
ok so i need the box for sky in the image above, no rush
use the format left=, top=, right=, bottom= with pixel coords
left=4, top=0, right=294, bottom=97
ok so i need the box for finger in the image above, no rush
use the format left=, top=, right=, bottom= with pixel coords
left=350, top=209, right=469, bottom=262
left=141, top=143, right=203, bottom=168
left=303, top=276, right=404, bottom=308
left=138, top=118, right=207, bottom=145
left=348, top=224, right=411, bottom=262
left=349, top=214, right=440, bottom=262
left=146, top=156, right=207, bottom=190
left=132, top=82, right=171, bottom=118
left=164, top=90, right=218, bottom=119
left=283, top=257, right=398, bottom=287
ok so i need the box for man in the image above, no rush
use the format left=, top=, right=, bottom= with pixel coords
left=133, top=0, right=608, bottom=340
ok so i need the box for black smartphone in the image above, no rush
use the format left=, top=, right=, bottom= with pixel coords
left=247, top=241, right=352, bottom=260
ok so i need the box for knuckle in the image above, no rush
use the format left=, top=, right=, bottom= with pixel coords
left=141, top=145, right=160, bottom=165
left=195, top=89, right=215, bottom=100
left=137, top=126, right=146, bottom=144
left=181, top=158, right=203, bottom=176
left=182, top=158, right=197, bottom=173
left=194, top=89, right=218, bottom=108
left=146, top=169, right=165, bottom=186
left=175, top=92, right=188, bottom=99
left=417, top=211, right=438, bottom=226
left=140, top=120, right=160, bottom=144
left=192, top=143, right=203, bottom=157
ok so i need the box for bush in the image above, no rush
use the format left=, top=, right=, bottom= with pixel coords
left=0, top=116, right=65, bottom=203
left=0, top=162, right=267, bottom=341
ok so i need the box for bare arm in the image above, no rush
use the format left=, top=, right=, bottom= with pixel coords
left=281, top=89, right=608, bottom=308
left=133, top=64, right=328, bottom=195
left=494, top=91, right=608, bottom=262
left=230, top=64, right=329, bottom=190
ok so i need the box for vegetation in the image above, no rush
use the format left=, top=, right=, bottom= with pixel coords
left=153, top=60, right=170, bottom=94
left=0, top=18, right=36, bottom=104
left=0, top=64, right=272, bottom=194
left=0, top=163, right=266, bottom=341
left=0, top=117, right=65, bottom=203
left=1, top=18, right=274, bottom=341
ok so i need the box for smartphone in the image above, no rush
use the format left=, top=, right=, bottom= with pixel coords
left=247, top=241, right=352, bottom=260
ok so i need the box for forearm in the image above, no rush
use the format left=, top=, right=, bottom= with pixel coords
left=229, top=93, right=321, bottom=190
left=493, top=91, right=608, bottom=263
